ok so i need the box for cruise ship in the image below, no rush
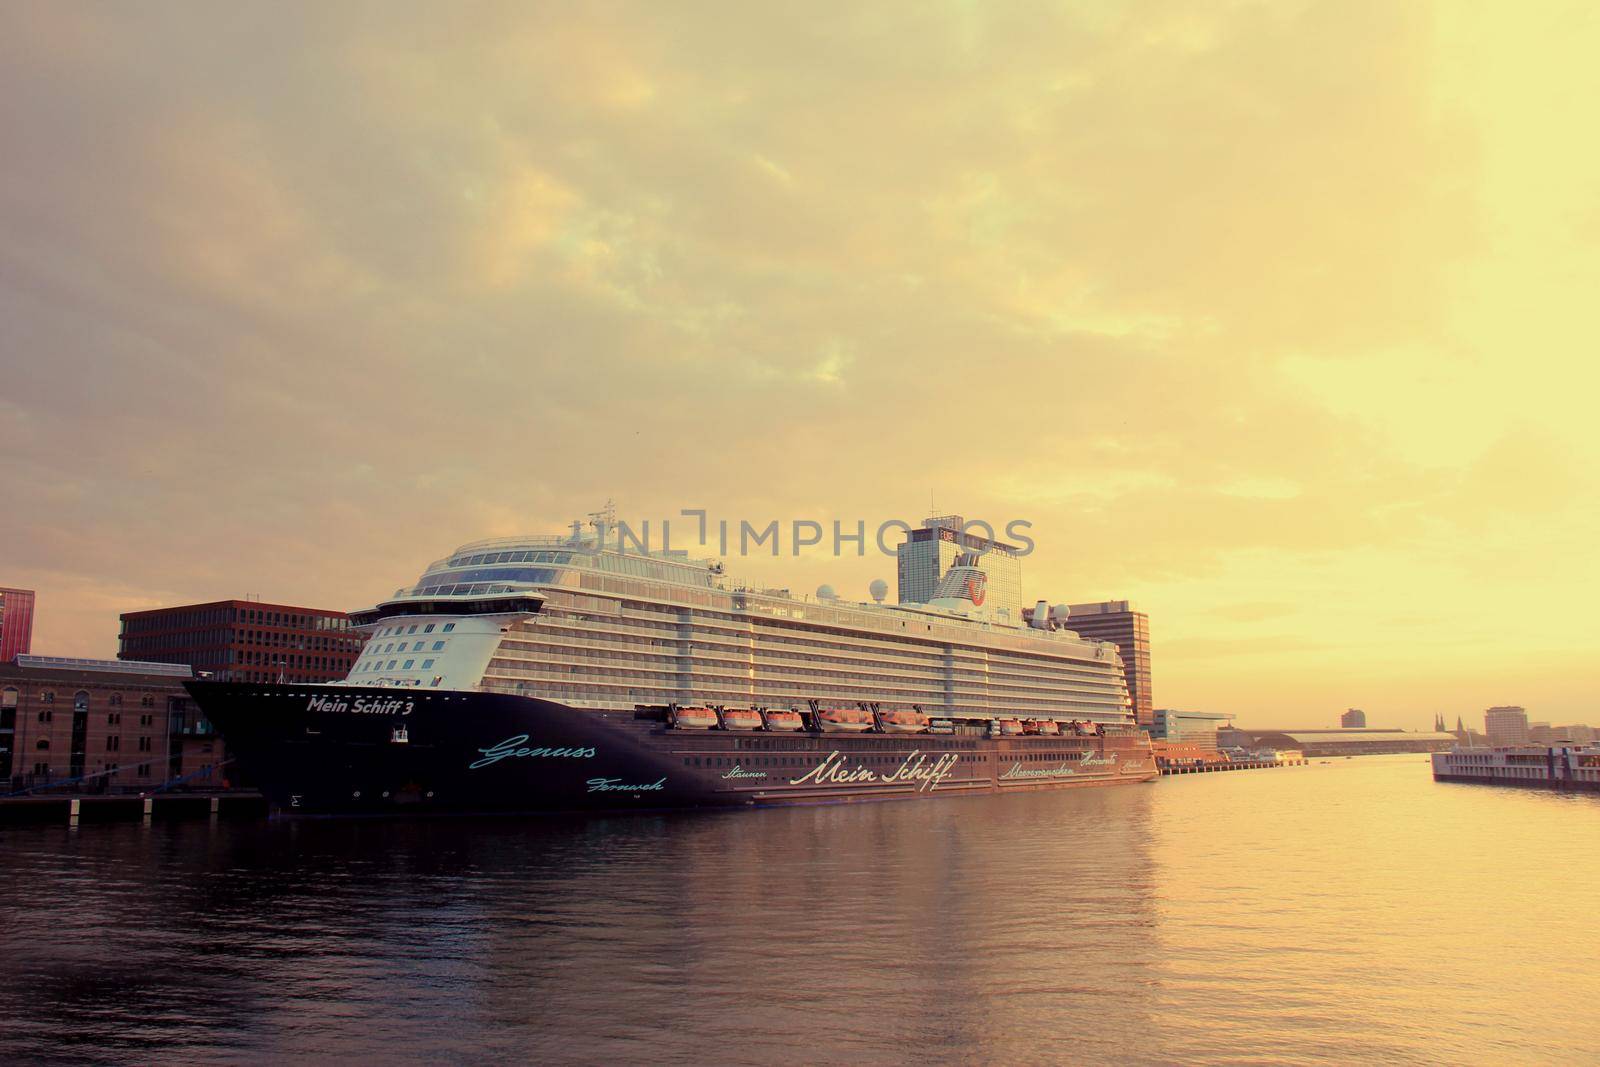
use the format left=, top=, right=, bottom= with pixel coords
left=186, top=516, right=1156, bottom=815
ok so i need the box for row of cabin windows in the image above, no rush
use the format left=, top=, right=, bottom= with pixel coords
left=375, top=622, right=456, bottom=638
left=359, top=658, right=437, bottom=673
left=683, top=753, right=979, bottom=768
left=372, top=639, right=448, bottom=656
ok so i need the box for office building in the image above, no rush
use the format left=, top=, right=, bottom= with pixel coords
left=1064, top=601, right=1153, bottom=727
left=1484, top=706, right=1530, bottom=747
left=895, top=515, right=1024, bottom=624
left=0, top=587, right=36, bottom=663
left=0, top=654, right=221, bottom=791
left=119, top=599, right=363, bottom=684
left=1341, top=708, right=1367, bottom=729
left=1153, top=708, right=1230, bottom=754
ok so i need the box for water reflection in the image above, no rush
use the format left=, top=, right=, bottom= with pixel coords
left=1, top=758, right=1596, bottom=1064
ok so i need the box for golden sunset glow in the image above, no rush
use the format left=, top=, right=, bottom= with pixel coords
left=2, top=3, right=1597, bottom=728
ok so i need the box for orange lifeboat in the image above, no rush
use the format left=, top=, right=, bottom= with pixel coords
left=815, top=707, right=874, bottom=733
left=997, top=718, right=1025, bottom=736
left=762, top=709, right=805, bottom=732
left=720, top=708, right=764, bottom=730
left=1031, top=719, right=1061, bottom=737
left=672, top=706, right=719, bottom=730
left=877, top=709, right=929, bottom=734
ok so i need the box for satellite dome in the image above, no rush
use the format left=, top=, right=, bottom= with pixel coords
left=816, top=584, right=838, bottom=600
left=1050, top=604, right=1072, bottom=621
left=869, top=579, right=889, bottom=603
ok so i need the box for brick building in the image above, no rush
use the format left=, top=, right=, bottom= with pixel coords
left=0, top=587, right=35, bottom=662
left=118, top=599, right=363, bottom=684
left=0, top=655, right=224, bottom=792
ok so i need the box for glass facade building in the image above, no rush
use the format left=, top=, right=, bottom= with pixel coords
left=1153, top=708, right=1231, bottom=753
left=0, top=587, right=35, bottom=663
left=1062, top=601, right=1152, bottom=727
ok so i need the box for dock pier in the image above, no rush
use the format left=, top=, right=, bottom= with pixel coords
left=1158, top=755, right=1306, bottom=776
left=0, top=792, right=266, bottom=825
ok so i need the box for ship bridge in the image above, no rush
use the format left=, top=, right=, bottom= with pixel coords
left=341, top=534, right=721, bottom=691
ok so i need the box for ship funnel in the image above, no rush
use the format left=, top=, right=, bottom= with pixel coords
left=927, top=552, right=992, bottom=617
left=1030, top=600, right=1051, bottom=629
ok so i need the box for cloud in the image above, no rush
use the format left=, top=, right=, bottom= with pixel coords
left=1, top=1, right=1597, bottom=727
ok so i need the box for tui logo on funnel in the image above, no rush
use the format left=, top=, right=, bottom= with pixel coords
left=927, top=552, right=993, bottom=616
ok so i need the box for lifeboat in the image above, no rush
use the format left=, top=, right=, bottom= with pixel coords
left=877, top=708, right=929, bottom=734
left=720, top=708, right=764, bottom=730
left=672, top=706, right=719, bottom=730
left=1030, top=719, right=1061, bottom=737
left=815, top=707, right=875, bottom=733
left=996, top=718, right=1025, bottom=736
left=762, top=709, right=805, bottom=732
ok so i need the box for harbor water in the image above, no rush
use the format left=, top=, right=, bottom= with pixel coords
left=1, top=755, right=1595, bottom=1064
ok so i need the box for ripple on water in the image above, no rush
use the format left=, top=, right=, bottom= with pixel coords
left=1, top=757, right=1597, bottom=1065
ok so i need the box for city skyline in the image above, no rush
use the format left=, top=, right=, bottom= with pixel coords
left=4, top=568, right=1572, bottom=735
left=3, top=4, right=1598, bottom=729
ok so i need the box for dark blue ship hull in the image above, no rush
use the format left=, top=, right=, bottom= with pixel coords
left=185, top=681, right=1157, bottom=816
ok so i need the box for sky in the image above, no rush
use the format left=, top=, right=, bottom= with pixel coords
left=2, top=2, right=1597, bottom=730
